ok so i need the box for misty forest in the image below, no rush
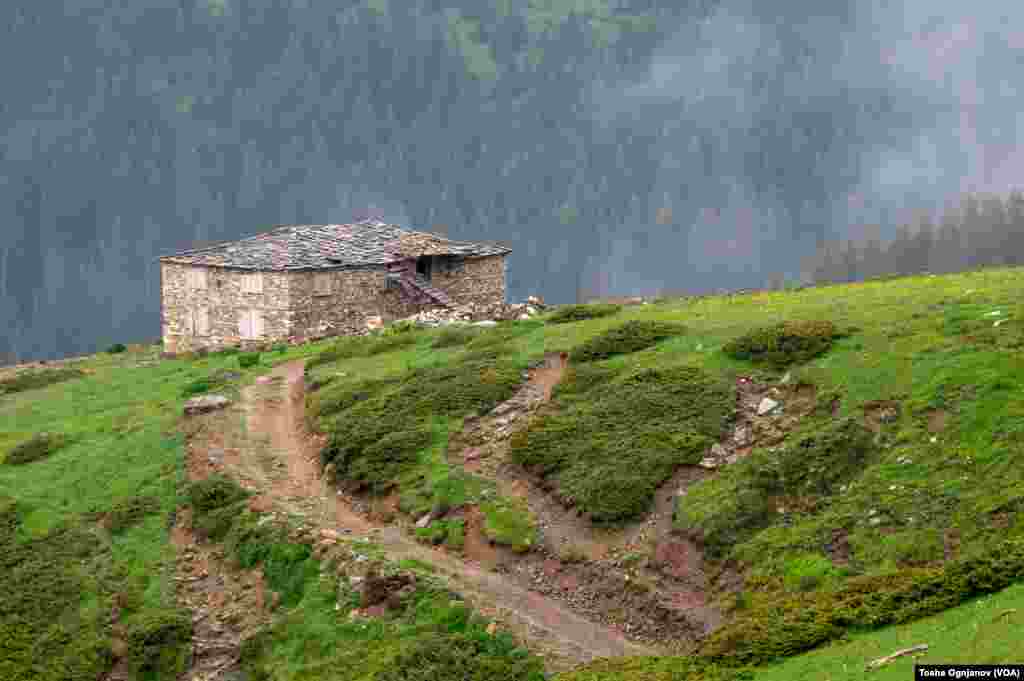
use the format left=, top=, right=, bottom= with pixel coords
left=3, top=0, right=1024, bottom=363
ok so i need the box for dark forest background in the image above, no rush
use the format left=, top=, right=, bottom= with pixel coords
left=3, top=0, right=1024, bottom=363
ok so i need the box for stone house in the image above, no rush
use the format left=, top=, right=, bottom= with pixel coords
left=158, top=221, right=510, bottom=353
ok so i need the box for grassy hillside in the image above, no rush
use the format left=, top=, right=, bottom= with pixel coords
left=3, top=265, right=1023, bottom=681
left=306, top=266, right=1024, bottom=679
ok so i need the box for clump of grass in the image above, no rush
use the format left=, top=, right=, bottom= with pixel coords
left=238, top=352, right=261, bottom=368
left=374, top=631, right=544, bottom=681
left=722, top=320, right=848, bottom=368
left=213, top=346, right=240, bottom=357
left=568, top=320, right=685, bottom=363
left=415, top=518, right=466, bottom=552
left=104, top=496, right=161, bottom=534
left=481, top=498, right=537, bottom=553
left=510, top=365, right=734, bottom=522
left=107, top=343, right=127, bottom=354
left=546, top=303, right=621, bottom=324
left=317, top=357, right=523, bottom=494
left=431, top=325, right=480, bottom=349
left=3, top=432, right=68, bottom=465
left=0, top=366, right=86, bottom=395
left=126, top=611, right=193, bottom=680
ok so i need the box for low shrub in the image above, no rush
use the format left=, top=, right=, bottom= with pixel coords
left=699, top=539, right=1024, bottom=666
left=546, top=303, right=621, bottom=324
left=271, top=343, right=289, bottom=354
left=568, top=320, right=685, bottom=363
left=181, top=379, right=213, bottom=397
left=104, top=496, right=161, bottom=534
left=722, top=320, right=847, bottom=368
left=431, top=325, right=480, bottom=349
left=676, top=418, right=876, bottom=558
left=0, top=366, right=86, bottom=395
left=238, top=352, right=261, bottom=368
left=481, top=499, right=537, bottom=553
left=107, top=343, right=127, bottom=354
left=415, top=518, right=466, bottom=552
left=187, top=475, right=250, bottom=515
left=510, top=366, right=733, bottom=522
left=318, top=357, right=523, bottom=494
left=375, top=631, right=545, bottom=681
left=126, top=611, right=193, bottom=680
left=4, top=432, right=68, bottom=465
left=365, top=332, right=420, bottom=356
left=213, top=346, right=240, bottom=357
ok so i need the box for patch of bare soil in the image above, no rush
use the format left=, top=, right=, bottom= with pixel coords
left=863, top=400, right=901, bottom=434
left=183, top=359, right=654, bottom=674
left=926, top=409, right=949, bottom=433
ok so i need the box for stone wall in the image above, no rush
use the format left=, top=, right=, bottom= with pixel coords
left=160, top=253, right=508, bottom=351
left=431, top=254, right=507, bottom=307
left=160, top=263, right=292, bottom=353
left=289, top=267, right=393, bottom=341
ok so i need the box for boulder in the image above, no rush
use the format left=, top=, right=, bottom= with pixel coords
left=183, top=394, right=231, bottom=416
left=757, top=397, right=780, bottom=416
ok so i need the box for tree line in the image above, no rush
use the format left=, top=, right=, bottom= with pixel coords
left=790, top=192, right=1024, bottom=287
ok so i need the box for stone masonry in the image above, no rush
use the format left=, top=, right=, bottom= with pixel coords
left=160, top=254, right=507, bottom=353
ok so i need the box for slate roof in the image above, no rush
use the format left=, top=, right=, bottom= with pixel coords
left=158, top=221, right=511, bottom=271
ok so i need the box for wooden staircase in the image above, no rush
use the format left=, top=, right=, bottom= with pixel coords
left=387, top=260, right=451, bottom=307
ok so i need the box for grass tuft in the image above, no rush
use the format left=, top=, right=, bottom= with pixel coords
left=3, top=432, right=68, bottom=465
left=722, top=320, right=848, bottom=368
left=546, top=303, right=621, bottom=324
left=568, top=319, right=685, bottom=363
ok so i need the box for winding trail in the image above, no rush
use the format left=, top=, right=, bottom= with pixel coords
left=227, top=359, right=658, bottom=671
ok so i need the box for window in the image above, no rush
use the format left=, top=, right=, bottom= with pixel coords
left=238, top=309, right=264, bottom=339
left=187, top=268, right=207, bottom=291
left=313, top=273, right=332, bottom=295
left=241, top=272, right=263, bottom=294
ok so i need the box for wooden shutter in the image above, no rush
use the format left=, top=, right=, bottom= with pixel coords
left=189, top=268, right=207, bottom=290
left=238, top=309, right=252, bottom=339
left=252, top=309, right=264, bottom=337
left=196, top=307, right=210, bottom=335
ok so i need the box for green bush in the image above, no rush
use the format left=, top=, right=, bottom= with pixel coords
left=271, top=343, right=288, bottom=354
left=187, top=475, right=250, bottom=515
left=431, top=325, right=480, bottom=349
left=213, top=346, right=240, bottom=357
left=699, top=539, right=1024, bottom=666
left=4, top=432, right=68, bottom=465
left=105, top=496, right=161, bottom=534
left=126, top=611, right=193, bottom=680
left=238, top=352, right=261, bottom=368
left=375, top=631, right=545, bottom=681
left=181, top=379, right=213, bottom=397
left=318, top=357, right=523, bottom=494
left=722, top=320, right=847, bottom=368
left=510, top=366, right=733, bottom=522
left=568, top=320, right=685, bottom=363
left=546, top=303, right=621, bottom=324
left=676, top=418, right=876, bottom=558
left=106, top=343, right=127, bottom=354
left=0, top=367, right=86, bottom=395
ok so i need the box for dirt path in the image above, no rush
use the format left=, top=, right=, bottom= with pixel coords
left=198, top=359, right=658, bottom=672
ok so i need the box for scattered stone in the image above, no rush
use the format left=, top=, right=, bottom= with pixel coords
left=733, top=425, right=752, bottom=446
left=184, top=394, right=232, bottom=415
left=710, top=443, right=728, bottom=459
left=780, top=372, right=792, bottom=385
left=473, top=320, right=498, bottom=327
left=365, top=315, right=384, bottom=331
left=486, top=621, right=499, bottom=636
left=416, top=514, right=433, bottom=528
left=698, top=458, right=718, bottom=470
left=757, top=397, right=780, bottom=416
